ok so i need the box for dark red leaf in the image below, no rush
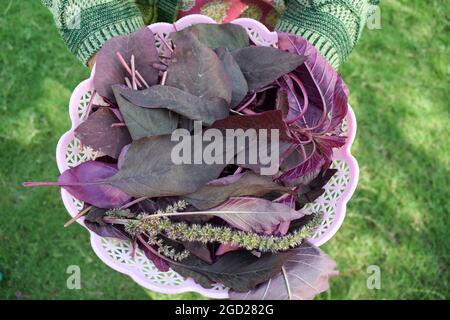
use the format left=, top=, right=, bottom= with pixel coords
left=94, top=27, right=160, bottom=102
left=74, top=108, right=132, bottom=159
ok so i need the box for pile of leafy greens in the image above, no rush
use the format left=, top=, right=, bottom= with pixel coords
left=25, top=24, right=349, bottom=300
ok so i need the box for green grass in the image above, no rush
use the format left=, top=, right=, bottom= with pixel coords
left=0, top=0, right=448, bottom=299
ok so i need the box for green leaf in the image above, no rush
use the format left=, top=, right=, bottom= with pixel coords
left=171, top=23, right=249, bottom=51
left=167, top=32, right=232, bottom=103
left=117, top=85, right=229, bottom=126
left=183, top=171, right=289, bottom=210
left=171, top=250, right=291, bottom=292
left=215, top=48, right=248, bottom=107
left=113, top=86, right=178, bottom=140
left=232, top=46, right=306, bottom=91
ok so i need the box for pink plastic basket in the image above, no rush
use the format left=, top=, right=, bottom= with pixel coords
left=56, top=15, right=359, bottom=298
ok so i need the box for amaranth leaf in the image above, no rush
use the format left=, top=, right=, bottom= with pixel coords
left=170, top=249, right=291, bottom=292
left=215, top=48, right=248, bottom=107
left=105, top=135, right=231, bottom=198
left=183, top=171, right=290, bottom=210
left=74, top=107, right=131, bottom=158
left=171, top=23, right=249, bottom=51
left=113, top=85, right=178, bottom=140
left=206, top=197, right=306, bottom=234
left=84, top=207, right=130, bottom=240
left=231, top=46, right=306, bottom=91
left=93, top=27, right=159, bottom=102
left=117, top=84, right=229, bottom=126
left=167, top=32, right=232, bottom=103
left=229, top=242, right=338, bottom=300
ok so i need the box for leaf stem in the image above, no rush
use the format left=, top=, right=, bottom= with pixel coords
left=124, top=77, right=132, bottom=89
left=135, top=70, right=150, bottom=89
left=242, top=109, right=257, bottom=115
left=236, top=92, right=256, bottom=112
left=116, top=51, right=143, bottom=88
left=131, top=54, right=137, bottom=90
left=23, top=181, right=102, bottom=187
left=64, top=206, right=92, bottom=228
left=161, top=71, right=168, bottom=86
left=156, top=33, right=174, bottom=53
left=119, top=196, right=149, bottom=210
left=111, top=122, right=126, bottom=127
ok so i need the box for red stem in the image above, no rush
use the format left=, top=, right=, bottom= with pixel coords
left=156, top=33, right=174, bottom=53
left=116, top=52, right=143, bottom=88
left=286, top=73, right=309, bottom=125
left=111, top=122, right=126, bottom=127
left=236, top=92, right=257, bottom=112
left=23, top=181, right=102, bottom=187
left=242, top=108, right=257, bottom=115
left=120, top=196, right=148, bottom=210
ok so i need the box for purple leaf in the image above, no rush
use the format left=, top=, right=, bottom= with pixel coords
left=231, top=46, right=306, bottom=91
left=273, top=194, right=296, bottom=236
left=139, top=240, right=170, bottom=272
left=74, top=108, right=132, bottom=159
left=277, top=33, right=349, bottom=134
left=117, top=144, right=130, bottom=170
left=105, top=135, right=228, bottom=198
left=208, top=197, right=306, bottom=234
left=116, top=84, right=229, bottom=126
left=279, top=152, right=325, bottom=187
left=229, top=242, right=338, bottom=300
left=84, top=207, right=130, bottom=240
left=170, top=249, right=291, bottom=291
left=182, top=241, right=214, bottom=264
left=113, top=85, right=178, bottom=140
left=24, top=161, right=132, bottom=208
left=94, top=27, right=159, bottom=102
left=212, top=110, right=294, bottom=143
left=167, top=32, right=232, bottom=104
left=108, top=107, right=124, bottom=122
left=216, top=243, right=240, bottom=256
left=183, top=171, right=290, bottom=210
left=215, top=48, right=248, bottom=107
left=275, top=33, right=350, bottom=184
left=171, top=23, right=249, bottom=51
left=296, top=168, right=337, bottom=207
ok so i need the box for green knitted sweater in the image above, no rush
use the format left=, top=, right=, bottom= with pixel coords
left=42, top=0, right=379, bottom=69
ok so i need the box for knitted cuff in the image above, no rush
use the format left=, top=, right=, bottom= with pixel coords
left=276, top=0, right=380, bottom=69
left=156, top=0, right=181, bottom=22
left=42, top=0, right=145, bottom=65
left=135, top=0, right=158, bottom=25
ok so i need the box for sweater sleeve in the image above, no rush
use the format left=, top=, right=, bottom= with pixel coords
left=41, top=0, right=147, bottom=65
left=276, top=0, right=380, bottom=69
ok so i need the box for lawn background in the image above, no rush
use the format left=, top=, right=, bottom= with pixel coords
left=0, top=0, right=448, bottom=299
